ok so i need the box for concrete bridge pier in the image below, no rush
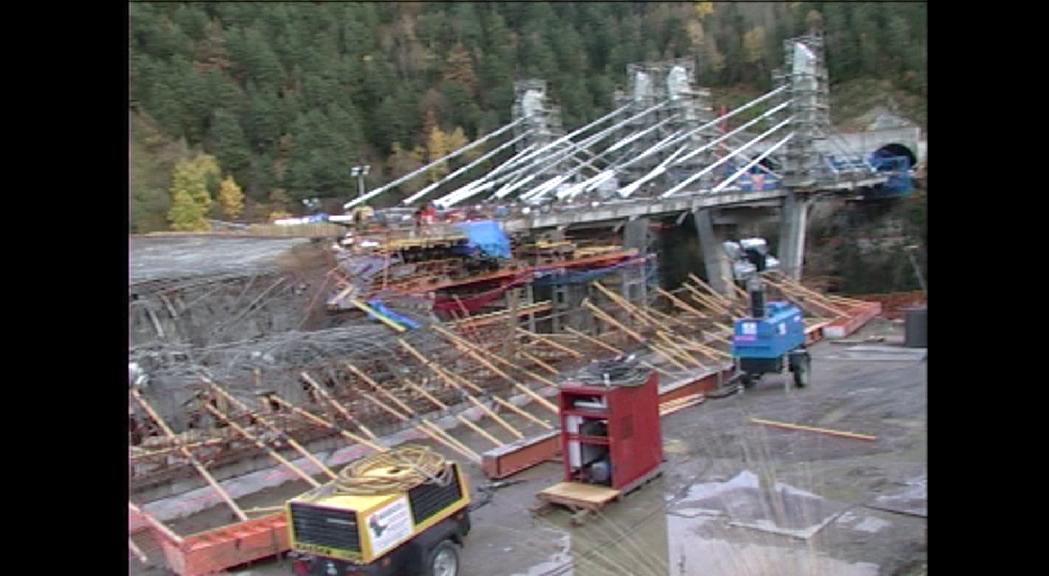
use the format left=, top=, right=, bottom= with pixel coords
left=622, top=218, right=651, bottom=305
left=694, top=208, right=736, bottom=297
left=777, top=192, right=812, bottom=280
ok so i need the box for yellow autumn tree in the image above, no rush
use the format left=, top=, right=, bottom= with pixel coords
left=170, top=154, right=221, bottom=213
left=426, top=126, right=451, bottom=183
left=217, top=175, right=244, bottom=220
left=446, top=126, right=475, bottom=161
left=743, top=26, right=767, bottom=65
left=267, top=189, right=292, bottom=221
left=168, top=189, right=209, bottom=231
left=694, top=1, right=715, bottom=21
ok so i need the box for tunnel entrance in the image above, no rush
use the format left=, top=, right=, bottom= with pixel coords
left=873, top=143, right=916, bottom=168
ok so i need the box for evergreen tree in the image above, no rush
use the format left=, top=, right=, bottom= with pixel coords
left=209, top=110, right=251, bottom=180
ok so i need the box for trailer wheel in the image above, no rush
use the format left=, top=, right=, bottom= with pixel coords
left=740, top=374, right=755, bottom=389
left=427, top=540, right=461, bottom=576
left=793, top=355, right=810, bottom=388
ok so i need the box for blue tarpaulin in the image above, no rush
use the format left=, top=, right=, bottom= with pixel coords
left=454, top=220, right=511, bottom=259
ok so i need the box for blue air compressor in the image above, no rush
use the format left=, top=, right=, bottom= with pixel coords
left=725, top=238, right=811, bottom=389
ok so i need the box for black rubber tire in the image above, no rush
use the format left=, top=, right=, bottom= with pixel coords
left=793, top=356, right=810, bottom=388
left=741, top=374, right=756, bottom=389
left=426, top=540, right=461, bottom=576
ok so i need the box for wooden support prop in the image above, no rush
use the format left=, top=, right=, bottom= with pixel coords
left=300, top=372, right=378, bottom=440
left=516, top=327, right=583, bottom=358
left=130, top=502, right=183, bottom=546
left=397, top=339, right=525, bottom=439
left=590, top=281, right=659, bottom=327
left=439, top=325, right=561, bottom=391
left=518, top=350, right=559, bottom=375
left=349, top=298, right=406, bottom=332
left=130, top=438, right=226, bottom=460
left=344, top=362, right=416, bottom=417
left=763, top=274, right=849, bottom=316
left=657, top=331, right=707, bottom=369
left=429, top=327, right=561, bottom=412
left=763, top=277, right=846, bottom=318
left=644, top=305, right=696, bottom=330
left=353, top=387, right=481, bottom=461
left=129, top=537, right=149, bottom=564
left=204, top=404, right=321, bottom=488
left=657, top=287, right=708, bottom=318
left=130, top=388, right=248, bottom=522
left=582, top=299, right=645, bottom=342
left=583, top=299, right=689, bottom=370
left=205, top=382, right=338, bottom=481
left=750, top=418, right=878, bottom=442
left=705, top=331, right=733, bottom=346
left=681, top=283, right=732, bottom=316
left=688, top=273, right=735, bottom=306
left=266, top=394, right=385, bottom=453
left=561, top=326, right=670, bottom=377
left=691, top=339, right=732, bottom=360
left=401, top=378, right=507, bottom=446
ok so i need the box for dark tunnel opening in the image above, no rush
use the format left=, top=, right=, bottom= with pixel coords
left=873, top=143, right=917, bottom=168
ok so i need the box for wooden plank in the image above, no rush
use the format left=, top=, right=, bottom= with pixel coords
left=300, top=372, right=378, bottom=439
left=518, top=350, right=559, bottom=375
left=205, top=381, right=338, bottom=481
left=430, top=326, right=561, bottom=412
left=203, top=404, right=322, bottom=488
left=264, top=394, right=385, bottom=453
left=348, top=298, right=407, bottom=332
left=656, top=287, right=708, bottom=319
left=130, top=389, right=248, bottom=522
left=750, top=418, right=878, bottom=441
left=538, top=481, right=621, bottom=510
left=397, top=339, right=525, bottom=439
left=516, top=328, right=583, bottom=358
left=562, top=326, right=673, bottom=378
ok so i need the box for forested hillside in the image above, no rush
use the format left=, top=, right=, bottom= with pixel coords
left=129, top=2, right=927, bottom=233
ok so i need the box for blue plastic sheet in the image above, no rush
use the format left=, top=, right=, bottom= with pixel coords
left=454, top=220, right=511, bottom=259
left=366, top=299, right=421, bottom=330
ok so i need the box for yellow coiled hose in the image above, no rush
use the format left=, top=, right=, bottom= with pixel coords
left=333, top=445, right=453, bottom=496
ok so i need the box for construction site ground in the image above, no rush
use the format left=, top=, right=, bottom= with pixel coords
left=130, top=319, right=926, bottom=576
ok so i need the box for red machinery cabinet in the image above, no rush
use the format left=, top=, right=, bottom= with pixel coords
left=558, top=371, right=662, bottom=491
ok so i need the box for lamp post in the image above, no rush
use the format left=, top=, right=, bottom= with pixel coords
left=350, top=164, right=371, bottom=199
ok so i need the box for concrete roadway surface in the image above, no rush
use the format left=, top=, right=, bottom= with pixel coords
left=132, top=320, right=926, bottom=576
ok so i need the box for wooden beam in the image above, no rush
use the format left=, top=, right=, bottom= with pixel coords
left=430, top=327, right=561, bottom=412
left=130, top=388, right=247, bottom=522
left=688, top=273, right=735, bottom=306
left=353, top=388, right=482, bottom=461
left=205, top=381, right=338, bottom=481
left=300, top=372, right=378, bottom=439
left=401, top=378, right=509, bottom=446
left=129, top=502, right=183, bottom=546
left=583, top=299, right=689, bottom=370
left=265, top=394, right=386, bottom=453
left=516, top=327, right=583, bottom=358
left=348, top=298, right=407, bottom=332
left=560, top=326, right=672, bottom=377
left=397, top=339, right=525, bottom=439
left=344, top=362, right=416, bottom=417
left=656, top=287, right=708, bottom=319
left=129, top=538, right=149, bottom=565
left=750, top=418, right=878, bottom=442
left=204, top=404, right=321, bottom=488
left=518, top=350, right=559, bottom=375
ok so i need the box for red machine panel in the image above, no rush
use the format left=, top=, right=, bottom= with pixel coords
left=558, top=371, right=662, bottom=491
